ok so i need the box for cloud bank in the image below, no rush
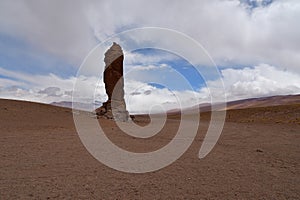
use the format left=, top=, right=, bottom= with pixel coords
left=0, top=0, right=299, bottom=72
left=1, top=63, right=299, bottom=113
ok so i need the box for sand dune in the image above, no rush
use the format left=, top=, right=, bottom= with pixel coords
left=0, top=98, right=299, bottom=199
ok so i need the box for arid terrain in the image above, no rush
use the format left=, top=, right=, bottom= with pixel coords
left=0, top=98, right=299, bottom=199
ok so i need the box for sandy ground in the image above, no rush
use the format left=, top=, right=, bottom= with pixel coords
left=0, top=99, right=299, bottom=199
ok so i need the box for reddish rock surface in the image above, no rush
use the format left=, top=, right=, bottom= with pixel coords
left=96, top=42, right=130, bottom=121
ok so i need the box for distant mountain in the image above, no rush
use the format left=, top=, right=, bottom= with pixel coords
left=51, top=101, right=73, bottom=109
left=51, top=101, right=102, bottom=111
left=225, top=94, right=300, bottom=110
left=51, top=94, right=300, bottom=114
left=168, top=94, right=300, bottom=114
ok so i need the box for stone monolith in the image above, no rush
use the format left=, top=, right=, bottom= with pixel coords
left=95, top=42, right=130, bottom=122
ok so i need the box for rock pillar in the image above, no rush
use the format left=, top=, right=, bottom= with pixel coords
left=95, top=42, right=130, bottom=122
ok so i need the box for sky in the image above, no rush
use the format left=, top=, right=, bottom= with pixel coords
left=0, top=0, right=299, bottom=113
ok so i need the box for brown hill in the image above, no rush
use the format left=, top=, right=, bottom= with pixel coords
left=168, top=94, right=300, bottom=114
left=225, top=94, right=300, bottom=110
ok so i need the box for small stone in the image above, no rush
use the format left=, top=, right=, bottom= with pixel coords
left=256, top=148, right=263, bottom=153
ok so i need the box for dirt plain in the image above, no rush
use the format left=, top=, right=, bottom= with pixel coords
left=0, top=99, right=299, bottom=199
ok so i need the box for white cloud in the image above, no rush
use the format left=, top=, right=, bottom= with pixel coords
left=0, top=67, right=75, bottom=91
left=214, top=64, right=300, bottom=101
left=87, top=0, right=300, bottom=73
left=0, top=0, right=299, bottom=74
left=0, top=0, right=97, bottom=67
left=127, top=64, right=169, bottom=71
left=2, top=63, right=299, bottom=113
left=38, top=87, right=61, bottom=97
left=124, top=50, right=180, bottom=66
left=0, top=66, right=205, bottom=113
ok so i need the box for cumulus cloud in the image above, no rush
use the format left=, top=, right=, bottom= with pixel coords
left=0, top=69, right=74, bottom=104
left=0, top=66, right=205, bottom=113
left=0, top=0, right=299, bottom=73
left=1, top=63, right=299, bottom=113
left=0, top=0, right=97, bottom=67
left=201, top=63, right=300, bottom=103
left=124, top=50, right=180, bottom=66
left=220, top=64, right=300, bottom=100
left=128, top=64, right=169, bottom=71
left=87, top=0, right=300, bottom=73
left=38, top=87, right=61, bottom=97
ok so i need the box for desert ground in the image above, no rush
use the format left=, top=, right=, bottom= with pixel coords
left=0, top=99, right=299, bottom=199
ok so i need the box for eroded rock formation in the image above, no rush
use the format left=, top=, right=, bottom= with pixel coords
left=95, top=42, right=130, bottom=122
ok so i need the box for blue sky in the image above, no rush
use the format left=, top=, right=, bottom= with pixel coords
left=240, top=0, right=274, bottom=9
left=0, top=33, right=76, bottom=78
left=0, top=0, right=299, bottom=113
left=125, top=48, right=207, bottom=91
